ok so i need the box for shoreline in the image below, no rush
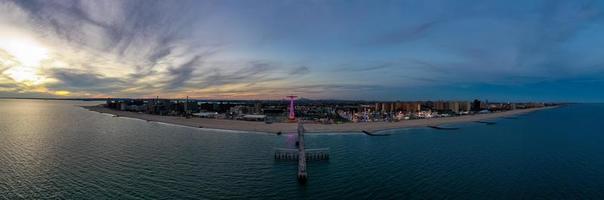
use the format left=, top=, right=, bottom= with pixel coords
left=83, top=105, right=556, bottom=134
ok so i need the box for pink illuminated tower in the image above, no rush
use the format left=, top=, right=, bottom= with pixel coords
left=286, top=95, right=297, bottom=122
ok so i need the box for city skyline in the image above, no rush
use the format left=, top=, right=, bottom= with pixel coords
left=1, top=0, right=604, bottom=102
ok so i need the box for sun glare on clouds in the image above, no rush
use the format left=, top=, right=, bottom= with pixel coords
left=0, top=37, right=49, bottom=85
left=54, top=90, right=71, bottom=96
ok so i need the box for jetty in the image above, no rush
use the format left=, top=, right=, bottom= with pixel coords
left=362, top=130, right=390, bottom=136
left=427, top=125, right=460, bottom=130
left=475, top=121, right=496, bottom=125
left=274, top=122, right=329, bottom=184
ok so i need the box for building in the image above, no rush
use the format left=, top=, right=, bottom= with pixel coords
left=434, top=101, right=447, bottom=111
left=459, top=101, right=471, bottom=112
left=382, top=102, right=394, bottom=112
left=471, top=99, right=481, bottom=111
left=448, top=101, right=460, bottom=113
left=399, top=102, right=421, bottom=113
left=119, top=102, right=127, bottom=111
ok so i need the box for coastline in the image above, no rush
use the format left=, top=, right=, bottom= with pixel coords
left=83, top=105, right=555, bottom=134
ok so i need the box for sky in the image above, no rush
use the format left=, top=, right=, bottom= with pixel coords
left=0, top=0, right=603, bottom=102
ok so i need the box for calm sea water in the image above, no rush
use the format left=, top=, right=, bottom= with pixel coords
left=1, top=99, right=604, bottom=199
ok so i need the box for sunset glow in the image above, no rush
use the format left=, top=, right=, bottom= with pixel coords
left=0, top=0, right=603, bottom=101
left=0, top=37, right=49, bottom=85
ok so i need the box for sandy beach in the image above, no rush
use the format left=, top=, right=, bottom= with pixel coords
left=83, top=105, right=555, bottom=134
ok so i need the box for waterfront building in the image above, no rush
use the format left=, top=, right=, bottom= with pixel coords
left=254, top=103, right=262, bottom=114
left=395, top=102, right=403, bottom=111
left=459, top=101, right=471, bottom=112
left=449, top=101, right=460, bottom=114
left=434, top=101, right=447, bottom=111
left=382, top=102, right=393, bottom=113
left=411, top=102, right=421, bottom=112
left=101, top=98, right=547, bottom=124
left=399, top=102, right=421, bottom=113
left=472, top=99, right=482, bottom=112
left=480, top=101, right=488, bottom=110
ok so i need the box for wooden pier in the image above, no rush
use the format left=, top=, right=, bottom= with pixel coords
left=297, top=123, right=307, bottom=183
left=274, top=122, right=329, bottom=184
left=274, top=148, right=330, bottom=160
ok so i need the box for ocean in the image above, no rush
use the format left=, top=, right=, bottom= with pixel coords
left=1, top=99, right=603, bottom=199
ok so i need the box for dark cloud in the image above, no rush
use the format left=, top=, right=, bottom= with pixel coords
left=147, top=47, right=172, bottom=64
left=334, top=62, right=397, bottom=72
left=187, top=83, right=383, bottom=98
left=103, top=2, right=196, bottom=56
left=164, top=56, right=203, bottom=90
left=12, top=0, right=204, bottom=62
left=47, top=68, right=126, bottom=92
left=128, top=65, right=157, bottom=80
left=289, top=66, right=310, bottom=75
left=198, top=61, right=281, bottom=87
left=290, top=84, right=382, bottom=93
left=398, top=75, right=439, bottom=83
left=0, top=83, right=15, bottom=88
left=13, top=0, right=113, bottom=44
left=365, top=20, right=442, bottom=46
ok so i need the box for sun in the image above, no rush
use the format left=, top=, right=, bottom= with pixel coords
left=0, top=37, right=49, bottom=84
left=1, top=38, right=48, bottom=67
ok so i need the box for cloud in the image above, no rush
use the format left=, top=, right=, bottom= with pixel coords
left=164, top=55, right=204, bottom=90
left=47, top=68, right=126, bottom=93
left=2, top=0, right=604, bottom=100
left=1, top=0, right=226, bottom=96
left=334, top=62, right=397, bottom=72
left=197, top=61, right=281, bottom=87
left=0, top=49, right=18, bottom=73
left=513, top=0, right=603, bottom=73
left=365, top=20, right=442, bottom=46
left=174, top=82, right=384, bottom=100
left=289, top=66, right=310, bottom=75
left=0, top=83, right=15, bottom=88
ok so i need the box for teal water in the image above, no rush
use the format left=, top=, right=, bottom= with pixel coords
left=1, top=100, right=604, bottom=199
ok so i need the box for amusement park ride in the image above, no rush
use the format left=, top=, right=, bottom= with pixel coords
left=286, top=95, right=297, bottom=122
